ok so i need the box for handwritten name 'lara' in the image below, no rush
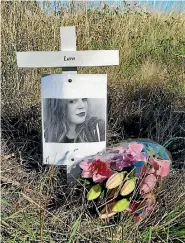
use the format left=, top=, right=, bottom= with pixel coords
left=64, top=56, right=75, bottom=61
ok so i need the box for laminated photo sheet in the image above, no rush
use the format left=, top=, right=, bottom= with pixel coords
left=41, top=74, right=107, bottom=169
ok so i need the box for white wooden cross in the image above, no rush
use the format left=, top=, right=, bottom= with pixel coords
left=17, top=26, right=119, bottom=71
left=16, top=26, right=119, bottom=177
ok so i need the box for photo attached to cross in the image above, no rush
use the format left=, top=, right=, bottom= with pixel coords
left=16, top=26, right=119, bottom=174
left=41, top=74, right=107, bottom=166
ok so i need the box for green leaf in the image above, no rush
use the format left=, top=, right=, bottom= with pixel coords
left=87, top=184, right=102, bottom=201
left=112, top=199, right=130, bottom=213
left=128, top=169, right=136, bottom=179
left=78, top=177, right=91, bottom=185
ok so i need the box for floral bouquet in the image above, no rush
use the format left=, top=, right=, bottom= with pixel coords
left=78, top=141, right=171, bottom=222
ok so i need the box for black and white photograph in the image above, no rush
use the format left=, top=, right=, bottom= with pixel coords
left=41, top=74, right=107, bottom=166
left=43, top=98, right=105, bottom=143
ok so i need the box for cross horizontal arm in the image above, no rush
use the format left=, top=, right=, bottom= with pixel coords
left=16, top=50, right=119, bottom=68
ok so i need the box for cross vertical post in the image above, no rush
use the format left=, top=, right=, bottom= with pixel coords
left=60, top=26, right=77, bottom=74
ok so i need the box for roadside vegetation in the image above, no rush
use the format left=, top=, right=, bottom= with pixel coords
left=1, top=1, right=185, bottom=242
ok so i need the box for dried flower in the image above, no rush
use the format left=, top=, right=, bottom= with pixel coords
left=120, top=178, right=136, bottom=196
left=99, top=202, right=117, bottom=219
left=106, top=172, right=125, bottom=189
left=79, top=141, right=171, bottom=222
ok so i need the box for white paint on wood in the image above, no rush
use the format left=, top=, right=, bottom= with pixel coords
left=60, top=26, right=77, bottom=74
left=16, top=50, right=119, bottom=68
left=60, top=26, right=76, bottom=51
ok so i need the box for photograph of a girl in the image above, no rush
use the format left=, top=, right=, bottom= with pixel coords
left=44, top=98, right=106, bottom=143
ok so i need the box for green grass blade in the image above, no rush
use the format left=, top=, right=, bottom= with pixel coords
left=67, top=216, right=81, bottom=243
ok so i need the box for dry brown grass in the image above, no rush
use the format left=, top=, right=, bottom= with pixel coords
left=1, top=1, right=185, bottom=115
left=1, top=1, right=185, bottom=242
left=2, top=1, right=185, bottom=164
left=1, top=150, right=185, bottom=242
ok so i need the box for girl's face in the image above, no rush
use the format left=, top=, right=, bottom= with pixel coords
left=67, top=98, right=88, bottom=125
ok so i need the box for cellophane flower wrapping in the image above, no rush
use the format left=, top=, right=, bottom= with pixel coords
left=78, top=141, right=172, bottom=222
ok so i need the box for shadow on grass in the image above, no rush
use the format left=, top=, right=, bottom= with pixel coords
left=1, top=87, right=185, bottom=239
left=2, top=85, right=185, bottom=172
left=108, top=86, right=185, bottom=169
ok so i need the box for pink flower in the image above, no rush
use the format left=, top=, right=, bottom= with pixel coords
left=127, top=143, right=144, bottom=155
left=150, top=157, right=170, bottom=178
left=128, top=193, right=155, bottom=214
left=110, top=143, right=147, bottom=171
left=117, top=143, right=146, bottom=169
left=80, top=159, right=112, bottom=183
left=139, top=164, right=155, bottom=177
left=125, top=143, right=147, bottom=162
left=140, top=174, right=157, bottom=195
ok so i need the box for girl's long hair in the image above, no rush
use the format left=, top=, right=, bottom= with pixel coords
left=44, top=98, right=90, bottom=143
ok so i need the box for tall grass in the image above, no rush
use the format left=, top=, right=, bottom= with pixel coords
left=1, top=2, right=185, bottom=242
left=2, top=1, right=185, bottom=166
left=2, top=1, right=185, bottom=112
